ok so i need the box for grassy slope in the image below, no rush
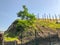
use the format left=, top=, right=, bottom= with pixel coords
left=4, top=19, right=60, bottom=42
left=37, top=19, right=60, bottom=29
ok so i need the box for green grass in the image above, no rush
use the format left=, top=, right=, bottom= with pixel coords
left=4, top=37, right=18, bottom=42
left=37, top=19, right=60, bottom=29
left=4, top=33, right=18, bottom=41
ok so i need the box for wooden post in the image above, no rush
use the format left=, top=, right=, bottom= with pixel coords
left=0, top=32, right=4, bottom=45
left=35, top=29, right=37, bottom=45
left=48, top=32, right=51, bottom=45
left=2, top=33, right=4, bottom=45
left=19, top=31, right=23, bottom=45
left=15, top=41, right=17, bottom=45
left=55, top=14, right=57, bottom=22
left=49, top=14, right=51, bottom=22
left=52, top=15, right=54, bottom=22
left=47, top=15, right=49, bottom=22
left=38, top=13, right=39, bottom=19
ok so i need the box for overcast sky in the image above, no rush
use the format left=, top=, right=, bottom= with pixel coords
left=0, top=0, right=60, bottom=31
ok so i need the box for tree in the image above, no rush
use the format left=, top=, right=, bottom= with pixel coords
left=17, top=5, right=36, bottom=21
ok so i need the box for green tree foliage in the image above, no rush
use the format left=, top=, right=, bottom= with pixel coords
left=17, top=5, right=36, bottom=21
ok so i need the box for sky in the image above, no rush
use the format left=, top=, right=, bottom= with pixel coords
left=0, top=0, right=60, bottom=31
